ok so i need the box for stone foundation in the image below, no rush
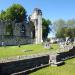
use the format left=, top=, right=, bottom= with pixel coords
left=0, top=55, right=49, bottom=75
left=0, top=47, right=75, bottom=74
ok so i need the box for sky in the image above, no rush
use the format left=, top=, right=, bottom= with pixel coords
left=0, top=0, right=75, bottom=37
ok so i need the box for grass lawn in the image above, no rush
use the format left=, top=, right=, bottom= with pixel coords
left=0, top=44, right=59, bottom=58
left=30, top=58, right=75, bottom=75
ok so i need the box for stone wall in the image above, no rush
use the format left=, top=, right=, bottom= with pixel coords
left=0, top=21, right=33, bottom=46
left=0, top=47, right=75, bottom=75
left=57, top=46, right=75, bottom=60
left=0, top=55, right=49, bottom=75
left=0, top=37, right=34, bottom=46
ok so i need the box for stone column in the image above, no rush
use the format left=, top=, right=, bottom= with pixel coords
left=38, top=15, right=42, bottom=43
left=30, top=8, right=43, bottom=44
left=34, top=19, right=38, bottom=44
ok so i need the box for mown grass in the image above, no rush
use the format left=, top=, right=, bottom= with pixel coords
left=0, top=44, right=59, bottom=58
left=30, top=58, right=75, bottom=75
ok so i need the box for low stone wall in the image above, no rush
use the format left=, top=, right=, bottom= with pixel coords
left=0, top=47, right=75, bottom=75
left=57, top=46, right=75, bottom=60
left=0, top=37, right=34, bottom=46
left=0, top=55, right=49, bottom=75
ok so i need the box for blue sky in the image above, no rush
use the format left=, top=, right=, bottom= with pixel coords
left=0, top=0, right=75, bottom=37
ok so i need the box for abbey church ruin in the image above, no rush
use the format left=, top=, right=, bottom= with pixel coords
left=30, top=8, right=42, bottom=44
left=0, top=8, right=43, bottom=45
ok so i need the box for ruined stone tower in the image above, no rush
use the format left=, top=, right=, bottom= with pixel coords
left=30, top=8, right=43, bottom=44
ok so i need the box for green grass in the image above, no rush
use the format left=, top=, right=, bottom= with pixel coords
left=30, top=58, right=75, bottom=75
left=0, top=44, right=59, bottom=58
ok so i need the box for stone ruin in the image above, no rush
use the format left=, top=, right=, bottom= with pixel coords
left=30, top=8, right=43, bottom=44
left=0, top=8, right=43, bottom=46
left=0, top=45, right=75, bottom=74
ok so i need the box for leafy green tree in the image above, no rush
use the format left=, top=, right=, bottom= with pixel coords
left=66, top=19, right=75, bottom=37
left=54, top=19, right=75, bottom=38
left=42, top=18, right=51, bottom=40
left=56, top=27, right=65, bottom=38
left=0, top=10, right=6, bottom=20
left=54, top=19, right=66, bottom=38
left=0, top=4, right=27, bottom=22
left=54, top=19, right=66, bottom=30
left=67, top=19, right=75, bottom=26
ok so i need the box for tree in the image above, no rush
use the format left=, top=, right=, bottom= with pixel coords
left=66, top=19, right=75, bottom=37
left=54, top=19, right=66, bottom=38
left=42, top=18, right=52, bottom=40
left=67, top=19, right=75, bottom=26
left=54, top=19, right=75, bottom=38
left=54, top=19, right=66, bottom=30
left=0, top=10, right=6, bottom=20
left=0, top=4, right=27, bottom=22
left=56, top=27, right=65, bottom=38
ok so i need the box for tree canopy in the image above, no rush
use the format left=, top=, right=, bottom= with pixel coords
left=0, top=4, right=27, bottom=22
left=54, top=19, right=75, bottom=38
left=42, top=18, right=52, bottom=40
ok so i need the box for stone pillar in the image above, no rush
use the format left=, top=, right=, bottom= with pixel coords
left=34, top=19, right=38, bottom=44
left=30, top=8, right=43, bottom=44
left=38, top=15, right=42, bottom=43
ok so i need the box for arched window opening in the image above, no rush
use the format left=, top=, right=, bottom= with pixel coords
left=20, top=24, right=26, bottom=37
